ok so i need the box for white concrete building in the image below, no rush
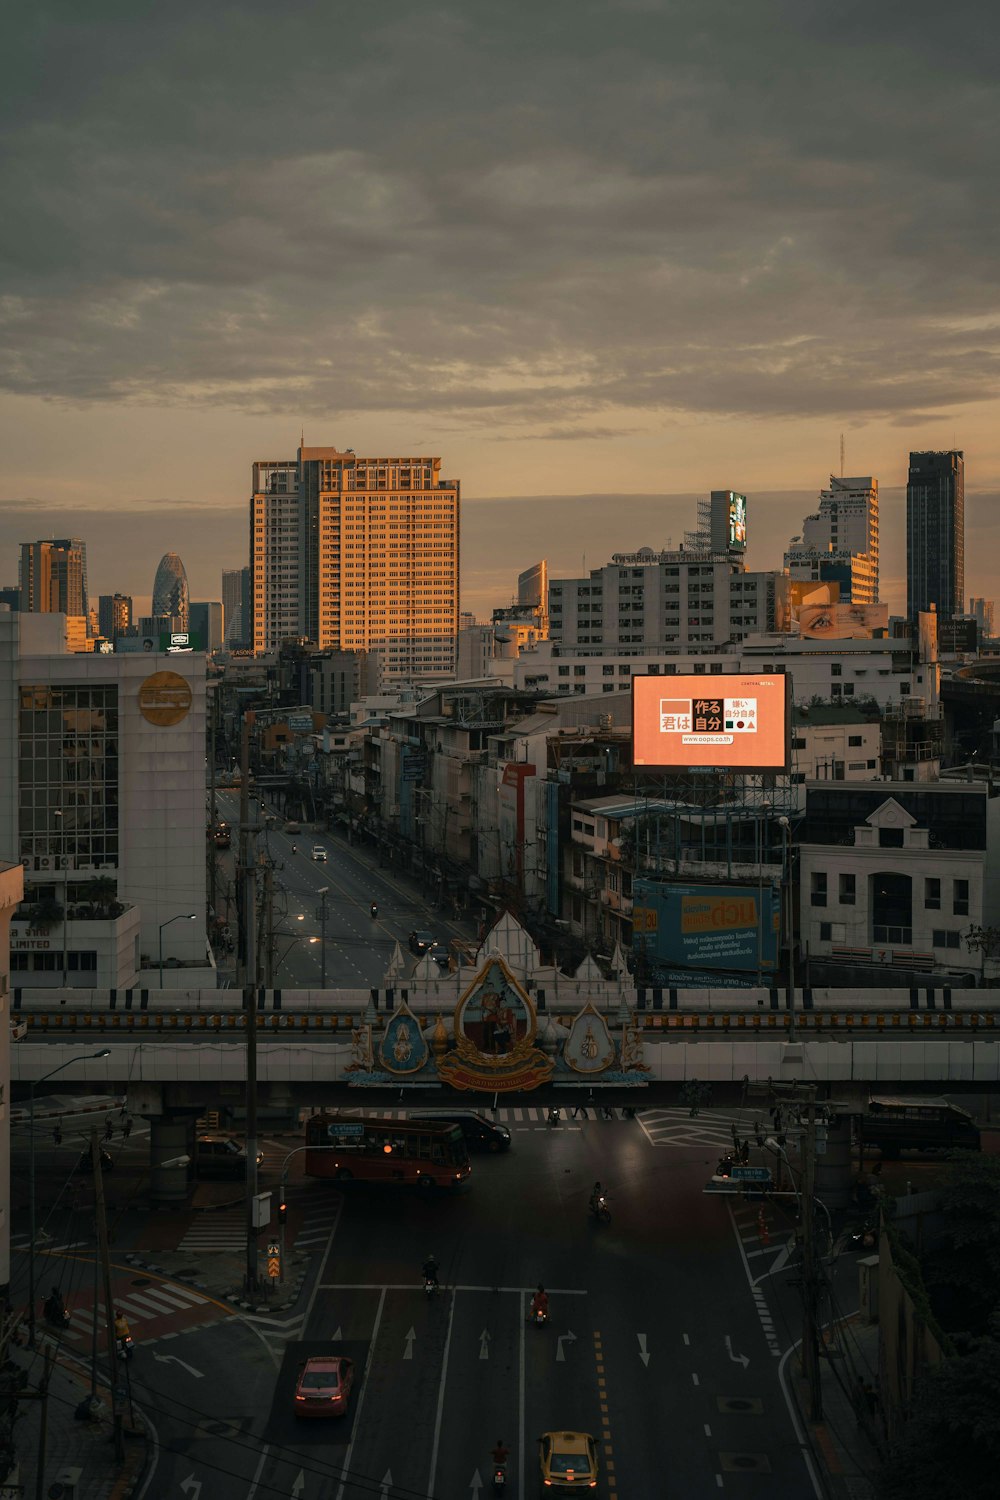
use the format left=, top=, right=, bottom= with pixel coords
left=0, top=609, right=212, bottom=989
left=798, top=782, right=1000, bottom=982
left=785, top=475, right=879, bottom=604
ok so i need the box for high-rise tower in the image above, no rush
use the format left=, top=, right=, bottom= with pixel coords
left=251, top=445, right=460, bottom=678
left=152, top=552, right=190, bottom=628
left=785, top=476, right=879, bottom=605
left=907, top=451, right=964, bottom=620
left=19, top=538, right=89, bottom=619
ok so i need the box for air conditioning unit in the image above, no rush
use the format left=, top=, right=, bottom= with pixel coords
left=36, top=856, right=52, bottom=871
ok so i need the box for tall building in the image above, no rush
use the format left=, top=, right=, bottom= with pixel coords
left=98, top=592, right=133, bottom=642
left=907, top=450, right=964, bottom=620
left=222, top=566, right=252, bottom=647
left=251, top=445, right=460, bottom=679
left=970, top=597, right=995, bottom=639
left=19, top=538, right=89, bottom=620
left=784, top=476, right=879, bottom=604
left=190, top=601, right=224, bottom=652
left=152, top=552, right=190, bottom=628
left=518, top=560, right=549, bottom=635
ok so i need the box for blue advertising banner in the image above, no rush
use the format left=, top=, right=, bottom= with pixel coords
left=632, top=879, right=780, bottom=975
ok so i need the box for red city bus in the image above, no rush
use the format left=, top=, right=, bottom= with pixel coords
left=304, top=1113, right=471, bottom=1190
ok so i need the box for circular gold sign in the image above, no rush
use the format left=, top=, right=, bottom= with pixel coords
left=138, top=670, right=193, bottom=726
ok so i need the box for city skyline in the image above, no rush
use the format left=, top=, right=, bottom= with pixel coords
left=2, top=2, right=999, bottom=613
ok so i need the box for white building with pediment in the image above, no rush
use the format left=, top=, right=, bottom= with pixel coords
left=797, top=781, right=1000, bottom=982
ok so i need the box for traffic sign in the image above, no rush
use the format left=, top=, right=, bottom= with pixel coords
left=731, top=1167, right=772, bottom=1182
left=267, top=1244, right=281, bottom=1279
left=326, top=1123, right=365, bottom=1138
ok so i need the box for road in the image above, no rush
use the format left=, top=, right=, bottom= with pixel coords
left=120, top=1118, right=825, bottom=1500
left=213, top=790, right=479, bottom=989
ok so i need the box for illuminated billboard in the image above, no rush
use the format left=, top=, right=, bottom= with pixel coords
left=632, top=673, right=790, bottom=772
left=728, top=492, right=747, bottom=549
left=795, top=602, right=888, bottom=640
left=632, top=879, right=780, bottom=976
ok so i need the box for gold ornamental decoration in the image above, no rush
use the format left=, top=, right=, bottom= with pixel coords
left=138, top=671, right=193, bottom=726
left=438, top=955, right=554, bottom=1094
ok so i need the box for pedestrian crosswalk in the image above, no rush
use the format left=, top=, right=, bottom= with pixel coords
left=175, top=1219, right=247, bottom=1252
left=336, top=1105, right=638, bottom=1126
left=61, top=1281, right=210, bottom=1343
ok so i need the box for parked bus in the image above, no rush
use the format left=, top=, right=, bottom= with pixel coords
left=304, top=1113, right=471, bottom=1190
left=862, top=1095, right=981, bottom=1158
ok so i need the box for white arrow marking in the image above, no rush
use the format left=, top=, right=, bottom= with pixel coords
left=291, top=1473, right=305, bottom=1498
left=379, top=1470, right=393, bottom=1498
left=556, top=1330, right=577, bottom=1363
left=637, top=1333, right=651, bottom=1367
left=403, top=1327, right=416, bottom=1360
left=332, top=1325, right=342, bottom=1340
left=725, top=1335, right=750, bottom=1368
left=479, top=1328, right=491, bottom=1360
left=180, top=1477, right=202, bottom=1500
left=469, top=1470, right=484, bottom=1496
left=153, top=1353, right=205, bottom=1380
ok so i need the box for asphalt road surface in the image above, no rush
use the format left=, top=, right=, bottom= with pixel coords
left=213, top=790, right=478, bottom=989
left=119, top=1118, right=823, bottom=1500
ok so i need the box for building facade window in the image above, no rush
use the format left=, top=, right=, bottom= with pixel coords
left=810, top=871, right=828, bottom=907
left=924, top=877, right=941, bottom=910
left=953, top=879, right=969, bottom=916
left=18, top=684, right=120, bottom=870
left=838, top=873, right=856, bottom=905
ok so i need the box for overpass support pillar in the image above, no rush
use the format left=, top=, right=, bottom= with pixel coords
left=150, top=1117, right=192, bottom=1204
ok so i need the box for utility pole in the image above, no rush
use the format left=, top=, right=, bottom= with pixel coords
left=262, top=861, right=275, bottom=988
left=799, top=1095, right=823, bottom=1421
left=318, top=887, right=329, bottom=989
left=92, top=1129, right=124, bottom=1461
left=241, top=719, right=260, bottom=1300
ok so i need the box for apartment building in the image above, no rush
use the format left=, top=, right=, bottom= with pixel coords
left=251, top=446, right=460, bottom=680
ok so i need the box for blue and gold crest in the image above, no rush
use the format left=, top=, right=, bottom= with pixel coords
left=563, top=1002, right=616, bottom=1074
left=378, top=1000, right=429, bottom=1075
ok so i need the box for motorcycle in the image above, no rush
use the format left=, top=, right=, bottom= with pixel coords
left=370, top=903, right=379, bottom=919
left=547, top=1107, right=560, bottom=1127
left=848, top=1216, right=878, bottom=1252
left=424, top=1277, right=440, bottom=1298
left=491, top=1462, right=507, bottom=1492
left=530, top=1305, right=548, bottom=1327
left=589, top=1194, right=611, bottom=1224
left=44, top=1299, right=71, bottom=1330
left=117, top=1334, right=134, bottom=1362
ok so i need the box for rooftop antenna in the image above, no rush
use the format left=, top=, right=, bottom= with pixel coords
left=840, top=432, right=845, bottom=478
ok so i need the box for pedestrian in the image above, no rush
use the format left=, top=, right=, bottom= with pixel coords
left=740, top=1139, right=750, bottom=1165
left=570, top=1104, right=584, bottom=1120
left=601, top=1105, right=614, bottom=1121
left=122, top=1116, right=132, bottom=1141
left=53, top=1123, right=63, bottom=1146
left=104, top=1117, right=113, bottom=1142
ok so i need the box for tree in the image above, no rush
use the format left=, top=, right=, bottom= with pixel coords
left=878, top=1334, right=1000, bottom=1500
left=923, top=1153, right=1000, bottom=1335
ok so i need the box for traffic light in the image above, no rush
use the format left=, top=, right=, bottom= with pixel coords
left=278, top=1198, right=287, bottom=1225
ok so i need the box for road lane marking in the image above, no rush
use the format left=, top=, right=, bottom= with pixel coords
left=335, top=1286, right=387, bottom=1500
left=427, top=1279, right=458, bottom=1497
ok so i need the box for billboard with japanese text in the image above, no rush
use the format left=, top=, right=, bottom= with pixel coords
left=632, top=673, right=789, bottom=772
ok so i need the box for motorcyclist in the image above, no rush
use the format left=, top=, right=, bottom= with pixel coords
left=491, top=1439, right=510, bottom=1466
left=45, top=1287, right=69, bottom=1326
left=291, top=844, right=298, bottom=854
left=589, top=1181, right=605, bottom=1212
left=422, top=1254, right=440, bottom=1288
left=370, top=901, right=378, bottom=918
left=530, top=1285, right=549, bottom=1318
left=114, top=1309, right=131, bottom=1344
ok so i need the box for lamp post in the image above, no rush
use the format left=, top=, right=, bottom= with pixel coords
left=158, top=913, right=196, bottom=983
left=28, top=1050, right=111, bottom=1347
left=778, top=816, right=795, bottom=1037
left=317, top=888, right=329, bottom=988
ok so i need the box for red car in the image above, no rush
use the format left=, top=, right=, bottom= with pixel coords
left=293, top=1355, right=354, bottom=1418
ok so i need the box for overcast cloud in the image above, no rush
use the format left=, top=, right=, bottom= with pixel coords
left=1, top=1, right=998, bottom=614
left=2, top=0, right=999, bottom=434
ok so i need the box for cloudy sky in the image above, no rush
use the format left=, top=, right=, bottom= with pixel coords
left=1, top=0, right=998, bottom=618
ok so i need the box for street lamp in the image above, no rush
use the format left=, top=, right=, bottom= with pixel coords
left=158, top=913, right=196, bottom=983
left=28, top=1050, right=111, bottom=1347
left=777, top=816, right=795, bottom=1036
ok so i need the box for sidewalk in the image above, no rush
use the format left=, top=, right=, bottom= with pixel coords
left=793, top=1315, right=885, bottom=1500
left=5, top=1339, right=147, bottom=1500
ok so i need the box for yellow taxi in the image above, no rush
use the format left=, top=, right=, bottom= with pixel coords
left=538, top=1430, right=599, bottom=1489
